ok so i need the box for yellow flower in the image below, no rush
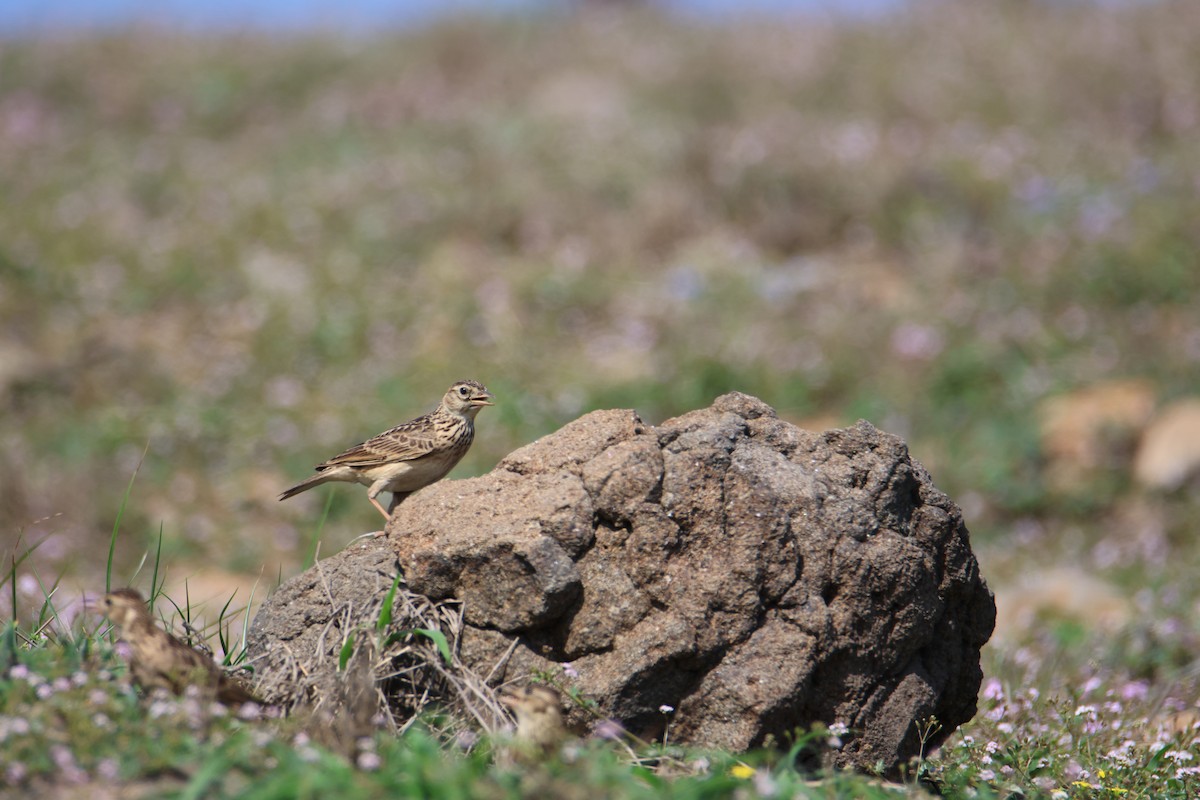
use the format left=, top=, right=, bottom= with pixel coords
left=1072, top=780, right=1095, bottom=789
left=729, top=764, right=756, bottom=780
left=1109, top=789, right=1128, bottom=795
left=1097, top=770, right=1107, bottom=779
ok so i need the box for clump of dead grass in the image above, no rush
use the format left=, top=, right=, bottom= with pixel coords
left=252, top=577, right=511, bottom=754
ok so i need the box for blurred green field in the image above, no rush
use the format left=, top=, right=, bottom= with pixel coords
left=3, top=0, right=1200, bottom=795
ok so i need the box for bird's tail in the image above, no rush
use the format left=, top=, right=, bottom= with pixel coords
left=279, top=473, right=330, bottom=501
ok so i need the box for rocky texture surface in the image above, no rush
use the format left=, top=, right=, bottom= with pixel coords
left=249, top=392, right=995, bottom=773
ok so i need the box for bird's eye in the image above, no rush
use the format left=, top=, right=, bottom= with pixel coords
left=459, top=386, right=469, bottom=396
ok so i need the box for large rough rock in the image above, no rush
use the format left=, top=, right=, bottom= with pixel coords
left=250, top=392, right=995, bottom=773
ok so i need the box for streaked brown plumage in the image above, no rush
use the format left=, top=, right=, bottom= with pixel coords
left=279, top=379, right=494, bottom=519
left=102, top=588, right=259, bottom=705
left=501, top=685, right=567, bottom=756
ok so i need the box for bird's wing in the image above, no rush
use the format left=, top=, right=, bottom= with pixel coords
left=161, top=633, right=260, bottom=704
left=318, top=414, right=440, bottom=469
left=160, top=636, right=220, bottom=689
left=130, top=657, right=171, bottom=693
left=131, top=628, right=219, bottom=694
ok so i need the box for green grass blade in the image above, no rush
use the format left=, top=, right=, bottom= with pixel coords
left=235, top=575, right=261, bottom=669
left=217, top=591, right=237, bottom=663
left=106, top=442, right=148, bottom=594
left=9, top=554, right=17, bottom=626
left=375, top=573, right=403, bottom=633
left=1, top=534, right=48, bottom=593
left=377, top=628, right=450, bottom=664
left=338, top=629, right=356, bottom=671
left=150, top=523, right=165, bottom=601
left=5, top=535, right=49, bottom=628
left=32, top=571, right=67, bottom=643
left=183, top=580, right=193, bottom=631
left=163, top=586, right=184, bottom=623
left=1, top=621, right=18, bottom=672
left=415, top=628, right=452, bottom=665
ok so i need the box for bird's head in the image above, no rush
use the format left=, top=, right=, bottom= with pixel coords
left=500, top=684, right=565, bottom=746
left=102, top=588, right=147, bottom=629
left=443, top=379, right=494, bottom=417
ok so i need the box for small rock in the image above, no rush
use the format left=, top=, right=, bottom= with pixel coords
left=1134, top=398, right=1200, bottom=490
left=991, top=566, right=1131, bottom=643
left=1037, top=379, right=1156, bottom=490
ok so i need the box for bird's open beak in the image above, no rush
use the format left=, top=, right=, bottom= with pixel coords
left=473, top=393, right=495, bottom=406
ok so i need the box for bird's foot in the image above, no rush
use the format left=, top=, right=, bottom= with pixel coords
left=349, top=530, right=385, bottom=545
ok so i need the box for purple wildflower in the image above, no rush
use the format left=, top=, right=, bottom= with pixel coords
left=5, top=762, right=27, bottom=784
left=49, top=744, right=87, bottom=783
left=594, top=719, right=626, bottom=740
left=1120, top=681, right=1149, bottom=701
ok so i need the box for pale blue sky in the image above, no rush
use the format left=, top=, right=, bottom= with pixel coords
left=0, top=0, right=905, bottom=33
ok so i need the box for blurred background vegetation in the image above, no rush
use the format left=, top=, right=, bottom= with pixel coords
left=2, top=0, right=1199, bottom=673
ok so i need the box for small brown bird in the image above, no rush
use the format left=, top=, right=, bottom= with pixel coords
left=279, top=379, right=494, bottom=519
left=102, top=588, right=259, bottom=706
left=501, top=685, right=568, bottom=756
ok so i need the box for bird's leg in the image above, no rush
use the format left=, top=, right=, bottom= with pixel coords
left=365, top=480, right=394, bottom=522
left=351, top=493, right=412, bottom=545
left=355, top=485, right=392, bottom=540
left=355, top=492, right=410, bottom=544
left=368, top=495, right=391, bottom=521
